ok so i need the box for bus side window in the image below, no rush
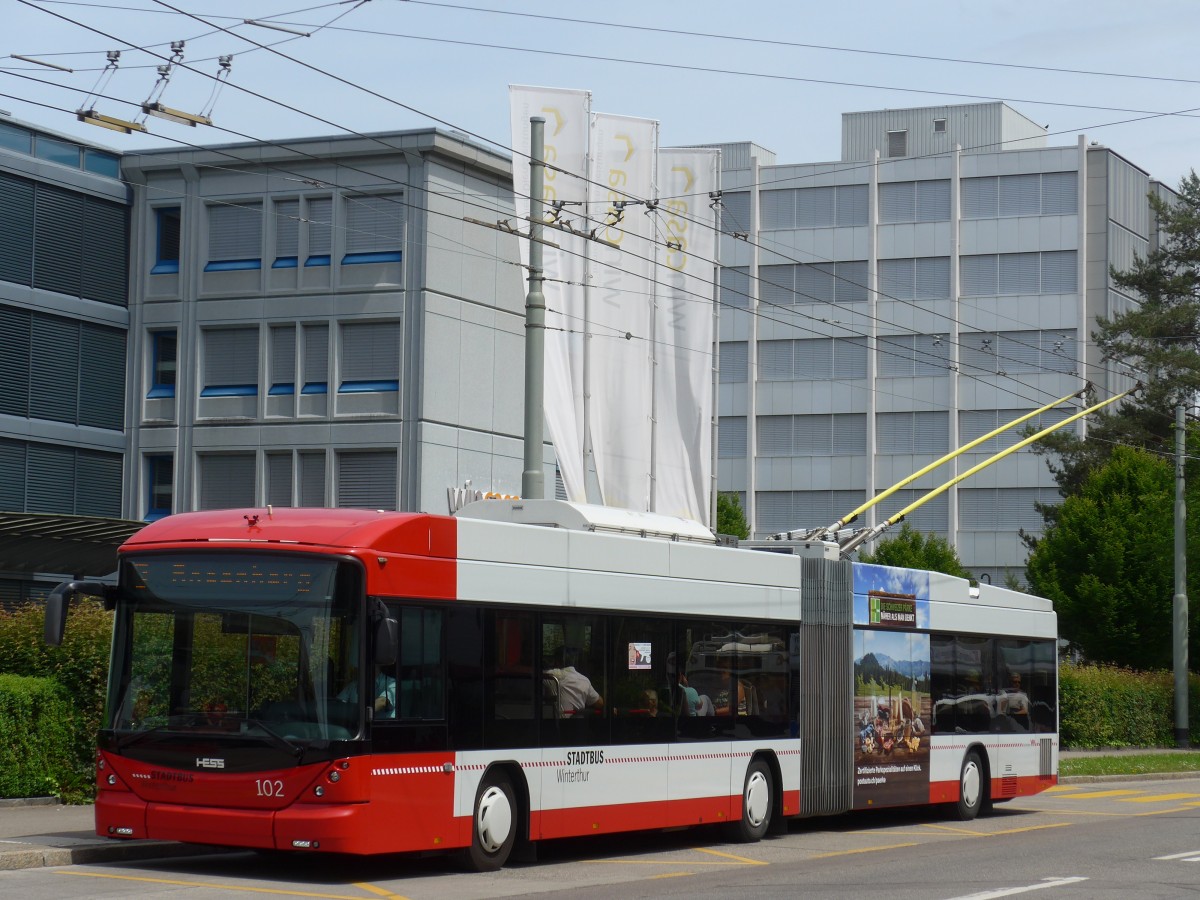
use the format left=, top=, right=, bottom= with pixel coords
left=396, top=607, right=443, bottom=720
left=1029, top=639, right=1057, bottom=733
left=486, top=611, right=535, bottom=748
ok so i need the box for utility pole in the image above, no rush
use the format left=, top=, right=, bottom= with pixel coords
left=1174, top=403, right=1190, bottom=747
left=521, top=117, right=546, bottom=501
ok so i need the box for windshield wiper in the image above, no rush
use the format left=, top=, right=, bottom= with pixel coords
left=240, top=718, right=304, bottom=758
left=114, top=724, right=173, bottom=752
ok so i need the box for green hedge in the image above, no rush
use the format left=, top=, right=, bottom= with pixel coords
left=1059, top=663, right=1200, bottom=749
left=0, top=675, right=77, bottom=799
left=0, top=599, right=112, bottom=801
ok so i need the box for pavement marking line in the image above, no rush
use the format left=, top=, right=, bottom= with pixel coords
left=649, top=872, right=693, bottom=879
left=1154, top=849, right=1200, bottom=860
left=1118, top=793, right=1200, bottom=803
left=1043, top=786, right=1075, bottom=792
left=695, top=847, right=769, bottom=865
left=988, top=823, right=1074, bottom=837
left=810, top=841, right=919, bottom=859
left=589, top=859, right=749, bottom=866
left=1050, top=789, right=1143, bottom=799
left=59, top=870, right=374, bottom=900
left=354, top=883, right=410, bottom=900
left=921, top=823, right=987, bottom=836
left=944, top=875, right=1089, bottom=899
left=1126, top=805, right=1196, bottom=817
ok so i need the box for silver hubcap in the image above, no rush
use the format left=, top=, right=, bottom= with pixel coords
left=476, top=785, right=513, bottom=854
left=745, top=770, right=769, bottom=828
left=961, top=760, right=981, bottom=809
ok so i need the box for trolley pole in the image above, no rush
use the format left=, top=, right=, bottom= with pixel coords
left=1174, top=403, right=1190, bottom=747
left=521, top=116, right=547, bottom=500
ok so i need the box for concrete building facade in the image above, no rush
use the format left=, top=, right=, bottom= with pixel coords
left=0, top=114, right=128, bottom=605
left=713, top=102, right=1164, bottom=583
left=120, top=129, right=530, bottom=523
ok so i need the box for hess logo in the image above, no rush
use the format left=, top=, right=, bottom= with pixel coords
left=196, top=757, right=226, bottom=769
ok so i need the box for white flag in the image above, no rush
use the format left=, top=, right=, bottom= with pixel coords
left=652, top=149, right=720, bottom=525
left=509, top=86, right=591, bottom=501
left=586, top=113, right=659, bottom=512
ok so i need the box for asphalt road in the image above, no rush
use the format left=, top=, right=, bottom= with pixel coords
left=3, top=776, right=1200, bottom=899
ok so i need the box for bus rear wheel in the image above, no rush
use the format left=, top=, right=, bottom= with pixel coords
left=464, top=771, right=517, bottom=871
left=955, top=751, right=984, bottom=821
left=725, top=759, right=773, bottom=842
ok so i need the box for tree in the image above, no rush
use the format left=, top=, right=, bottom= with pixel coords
left=857, top=523, right=974, bottom=580
left=1028, top=172, right=1200, bottom=498
left=1025, top=445, right=1200, bottom=670
left=716, top=492, right=749, bottom=540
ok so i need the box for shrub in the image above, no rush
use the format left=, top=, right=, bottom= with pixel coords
left=0, top=675, right=77, bottom=799
left=0, top=599, right=113, bottom=801
left=1059, top=663, right=1200, bottom=749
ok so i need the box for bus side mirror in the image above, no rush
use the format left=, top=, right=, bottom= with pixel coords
left=373, top=616, right=398, bottom=668
left=44, top=580, right=112, bottom=646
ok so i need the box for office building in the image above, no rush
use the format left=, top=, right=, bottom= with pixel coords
left=0, top=114, right=128, bottom=605
left=120, top=129, right=529, bottom=523
left=712, top=102, right=1168, bottom=582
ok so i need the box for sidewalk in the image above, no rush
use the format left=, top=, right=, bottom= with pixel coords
left=0, top=798, right=217, bottom=871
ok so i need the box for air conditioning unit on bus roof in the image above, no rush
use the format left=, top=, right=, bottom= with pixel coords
left=454, top=498, right=716, bottom=544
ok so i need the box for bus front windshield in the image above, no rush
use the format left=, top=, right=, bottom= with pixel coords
left=108, top=552, right=363, bottom=756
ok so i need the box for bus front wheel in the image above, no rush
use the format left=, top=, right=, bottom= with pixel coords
left=725, top=758, right=773, bottom=842
left=464, top=771, right=517, bottom=871
left=955, top=751, right=984, bottom=821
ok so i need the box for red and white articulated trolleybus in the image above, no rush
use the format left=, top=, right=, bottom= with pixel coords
left=44, top=499, right=1058, bottom=870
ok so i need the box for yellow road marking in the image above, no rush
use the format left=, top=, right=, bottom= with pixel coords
left=810, top=841, right=919, bottom=859
left=1044, top=785, right=1076, bottom=792
left=920, top=823, right=987, bottom=836
left=649, top=872, right=693, bottom=879
left=1119, top=793, right=1200, bottom=803
left=989, top=823, right=1074, bottom=836
left=590, top=859, right=751, bottom=866
left=60, top=870, right=375, bottom=900
left=1052, top=789, right=1142, bottom=799
left=696, top=847, right=769, bottom=865
left=355, top=883, right=410, bottom=900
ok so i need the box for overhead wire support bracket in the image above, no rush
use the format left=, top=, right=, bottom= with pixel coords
left=464, top=217, right=561, bottom=249
left=78, top=49, right=144, bottom=133
left=11, top=54, right=74, bottom=73
left=139, top=41, right=213, bottom=127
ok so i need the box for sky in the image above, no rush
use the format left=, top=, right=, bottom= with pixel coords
left=3, top=0, right=1199, bottom=185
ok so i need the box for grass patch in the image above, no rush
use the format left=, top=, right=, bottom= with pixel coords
left=1060, top=752, right=1200, bottom=778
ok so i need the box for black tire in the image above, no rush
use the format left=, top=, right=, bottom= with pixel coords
left=955, top=750, right=985, bottom=821
left=464, top=771, right=517, bottom=872
left=725, top=758, right=773, bottom=842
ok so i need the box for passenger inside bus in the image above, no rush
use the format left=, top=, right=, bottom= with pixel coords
left=676, top=671, right=714, bottom=716
left=544, top=650, right=604, bottom=717
left=641, top=688, right=660, bottom=716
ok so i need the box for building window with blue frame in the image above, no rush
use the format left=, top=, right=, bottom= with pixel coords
left=200, top=327, right=259, bottom=397
left=306, top=196, right=333, bottom=266
left=146, top=455, right=173, bottom=521
left=272, top=198, right=299, bottom=268
left=342, top=194, right=403, bottom=265
left=205, top=200, right=263, bottom=271
left=152, top=207, right=181, bottom=274
left=148, top=330, right=177, bottom=398
left=269, top=325, right=296, bottom=395
left=339, top=321, right=399, bottom=393
left=302, top=323, right=328, bottom=394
